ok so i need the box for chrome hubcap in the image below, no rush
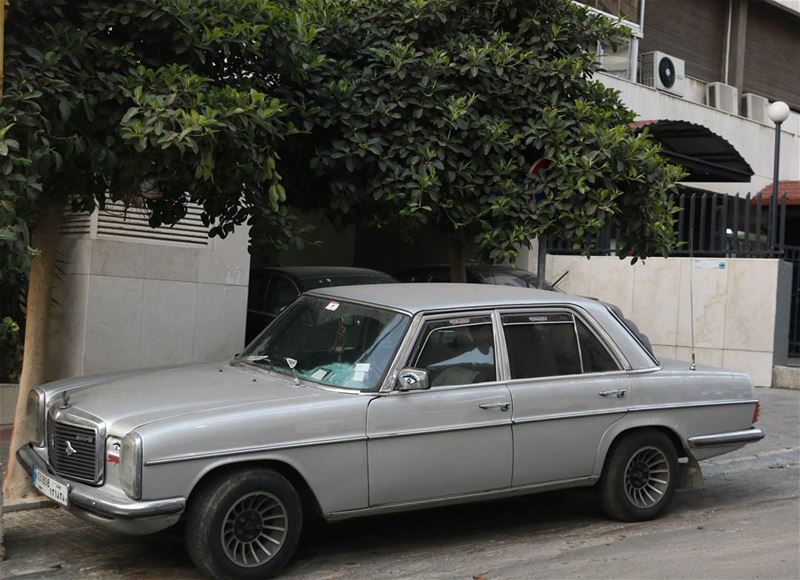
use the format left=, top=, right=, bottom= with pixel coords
left=623, top=446, right=670, bottom=509
left=221, top=492, right=287, bottom=567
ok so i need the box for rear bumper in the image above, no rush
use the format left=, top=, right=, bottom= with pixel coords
left=16, top=443, right=185, bottom=521
left=688, top=427, right=765, bottom=447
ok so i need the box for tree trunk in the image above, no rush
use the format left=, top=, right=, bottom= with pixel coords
left=449, top=233, right=467, bottom=283
left=536, top=234, right=548, bottom=290
left=3, top=203, right=62, bottom=500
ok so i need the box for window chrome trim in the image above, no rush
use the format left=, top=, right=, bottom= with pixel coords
left=492, top=310, right=510, bottom=382
left=304, top=291, right=412, bottom=316
left=393, top=309, right=500, bottom=391
left=503, top=369, right=630, bottom=386
left=380, top=312, right=426, bottom=393
left=497, top=304, right=630, bottom=370
left=496, top=305, right=628, bottom=379
left=606, top=305, right=659, bottom=368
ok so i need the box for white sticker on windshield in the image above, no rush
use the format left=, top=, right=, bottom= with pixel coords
left=325, top=301, right=340, bottom=311
left=354, top=363, right=371, bottom=372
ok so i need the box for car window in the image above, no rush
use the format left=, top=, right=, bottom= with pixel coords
left=239, top=296, right=410, bottom=391
left=264, top=275, right=299, bottom=317
left=412, top=315, right=496, bottom=387
left=503, top=313, right=581, bottom=379
left=247, top=273, right=271, bottom=313
left=576, top=319, right=619, bottom=373
left=428, top=270, right=450, bottom=282
left=478, top=271, right=530, bottom=287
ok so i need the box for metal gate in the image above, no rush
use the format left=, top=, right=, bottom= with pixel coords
left=784, top=246, right=800, bottom=358
left=547, top=189, right=799, bottom=359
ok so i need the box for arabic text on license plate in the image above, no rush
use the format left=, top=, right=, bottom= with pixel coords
left=32, top=467, right=69, bottom=507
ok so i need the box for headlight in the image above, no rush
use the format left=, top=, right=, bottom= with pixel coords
left=25, top=388, right=45, bottom=446
left=120, top=432, right=143, bottom=499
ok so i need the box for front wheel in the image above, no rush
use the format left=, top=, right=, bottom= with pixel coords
left=185, top=468, right=303, bottom=579
left=596, top=430, right=678, bottom=522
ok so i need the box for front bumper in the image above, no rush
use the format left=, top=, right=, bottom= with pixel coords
left=16, top=443, right=185, bottom=520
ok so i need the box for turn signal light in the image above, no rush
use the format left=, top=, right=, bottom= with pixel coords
left=752, top=401, right=761, bottom=424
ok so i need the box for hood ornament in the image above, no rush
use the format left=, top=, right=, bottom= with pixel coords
left=60, top=390, right=71, bottom=408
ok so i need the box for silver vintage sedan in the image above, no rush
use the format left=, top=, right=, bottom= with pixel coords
left=18, top=284, right=764, bottom=579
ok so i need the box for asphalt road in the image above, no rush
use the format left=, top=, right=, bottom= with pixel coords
left=2, top=387, right=798, bottom=580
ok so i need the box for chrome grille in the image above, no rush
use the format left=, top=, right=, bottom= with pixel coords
left=48, top=418, right=102, bottom=484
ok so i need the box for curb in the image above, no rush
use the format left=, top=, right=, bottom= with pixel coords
left=2, top=497, right=57, bottom=513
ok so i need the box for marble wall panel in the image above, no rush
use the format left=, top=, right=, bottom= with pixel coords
left=90, top=239, right=147, bottom=278
left=83, top=275, right=144, bottom=375
left=139, top=280, right=198, bottom=367
left=676, top=259, right=728, bottom=350
left=632, top=259, right=681, bottom=346
left=722, top=349, right=774, bottom=387
left=192, top=284, right=248, bottom=363
left=724, top=259, right=778, bottom=352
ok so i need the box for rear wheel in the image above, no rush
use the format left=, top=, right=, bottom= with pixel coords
left=597, top=430, right=678, bottom=521
left=185, top=468, right=302, bottom=579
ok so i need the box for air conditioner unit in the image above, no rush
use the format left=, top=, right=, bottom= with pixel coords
left=639, top=51, right=686, bottom=97
left=706, top=82, right=739, bottom=115
left=742, top=93, right=769, bottom=124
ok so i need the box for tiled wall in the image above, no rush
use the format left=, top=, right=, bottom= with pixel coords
left=47, top=230, right=251, bottom=381
left=544, top=255, right=791, bottom=387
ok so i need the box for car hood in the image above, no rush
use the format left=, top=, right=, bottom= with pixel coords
left=44, top=362, right=332, bottom=435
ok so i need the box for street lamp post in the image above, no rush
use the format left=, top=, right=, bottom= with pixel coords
left=767, top=101, right=790, bottom=252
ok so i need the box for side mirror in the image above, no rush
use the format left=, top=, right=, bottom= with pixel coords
left=396, top=368, right=430, bottom=391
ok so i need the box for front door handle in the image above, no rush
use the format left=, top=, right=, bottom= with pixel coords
left=599, top=389, right=626, bottom=399
left=479, top=402, right=511, bottom=411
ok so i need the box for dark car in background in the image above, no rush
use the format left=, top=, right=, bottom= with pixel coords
left=396, top=264, right=560, bottom=291
left=246, top=266, right=396, bottom=342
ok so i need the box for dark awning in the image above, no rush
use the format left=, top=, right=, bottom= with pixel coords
left=630, top=120, right=754, bottom=183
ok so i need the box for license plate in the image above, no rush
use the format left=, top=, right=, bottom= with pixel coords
left=32, top=467, right=69, bottom=507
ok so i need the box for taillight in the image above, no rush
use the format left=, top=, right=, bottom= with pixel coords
left=752, top=401, right=761, bottom=424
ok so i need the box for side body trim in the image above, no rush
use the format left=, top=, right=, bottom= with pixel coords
left=325, top=475, right=597, bottom=521
left=628, top=399, right=758, bottom=413
left=145, top=434, right=368, bottom=466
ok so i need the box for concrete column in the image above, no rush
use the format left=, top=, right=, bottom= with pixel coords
left=727, top=0, right=748, bottom=94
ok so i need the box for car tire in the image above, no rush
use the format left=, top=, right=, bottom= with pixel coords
left=596, top=430, right=678, bottom=522
left=185, top=468, right=303, bottom=580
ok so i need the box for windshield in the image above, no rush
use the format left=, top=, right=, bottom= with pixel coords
left=236, top=296, right=410, bottom=391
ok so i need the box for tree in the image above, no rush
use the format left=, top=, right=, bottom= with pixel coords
left=1, top=0, right=318, bottom=498
left=282, top=0, right=685, bottom=282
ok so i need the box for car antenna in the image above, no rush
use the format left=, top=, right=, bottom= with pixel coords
left=552, top=270, right=569, bottom=289
left=688, top=212, right=697, bottom=372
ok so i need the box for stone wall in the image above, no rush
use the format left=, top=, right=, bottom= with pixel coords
left=544, top=255, right=791, bottom=387
left=46, top=228, right=251, bottom=380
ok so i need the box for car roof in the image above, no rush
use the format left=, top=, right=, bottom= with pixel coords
left=308, top=283, right=596, bottom=315
left=308, top=283, right=658, bottom=371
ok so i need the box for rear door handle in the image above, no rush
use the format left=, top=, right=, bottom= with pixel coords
left=599, top=389, right=626, bottom=399
left=479, top=402, right=511, bottom=411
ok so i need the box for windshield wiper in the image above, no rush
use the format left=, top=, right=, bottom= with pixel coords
left=234, top=354, right=275, bottom=369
